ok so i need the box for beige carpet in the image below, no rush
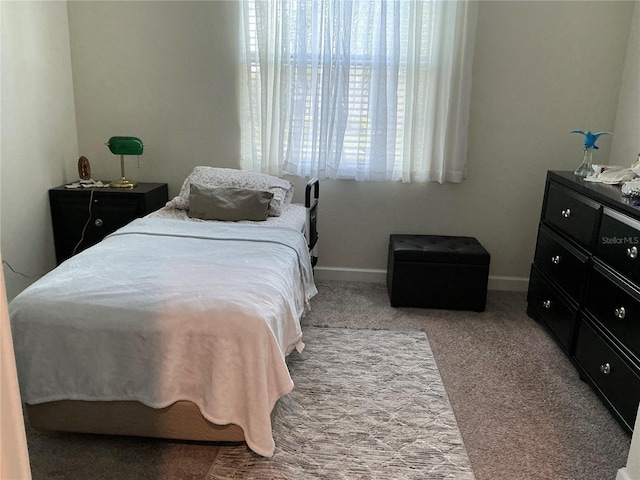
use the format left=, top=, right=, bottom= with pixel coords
left=302, top=282, right=632, bottom=480
left=24, top=283, right=631, bottom=479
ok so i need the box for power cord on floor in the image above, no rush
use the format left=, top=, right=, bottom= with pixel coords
left=2, top=260, right=45, bottom=279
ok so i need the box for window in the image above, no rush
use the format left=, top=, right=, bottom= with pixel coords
left=239, top=0, right=478, bottom=183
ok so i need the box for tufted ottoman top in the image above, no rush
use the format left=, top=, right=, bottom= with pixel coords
left=390, top=234, right=490, bottom=265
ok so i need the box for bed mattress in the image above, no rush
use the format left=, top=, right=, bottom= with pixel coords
left=10, top=217, right=317, bottom=457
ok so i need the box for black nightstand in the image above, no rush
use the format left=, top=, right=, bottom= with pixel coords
left=49, top=183, right=168, bottom=264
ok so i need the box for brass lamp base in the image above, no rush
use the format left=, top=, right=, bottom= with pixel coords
left=110, top=177, right=136, bottom=188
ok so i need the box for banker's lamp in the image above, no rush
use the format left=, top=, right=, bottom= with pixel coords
left=106, top=136, right=143, bottom=188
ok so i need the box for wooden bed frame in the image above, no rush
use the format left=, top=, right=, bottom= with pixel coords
left=27, top=400, right=246, bottom=442
left=25, top=178, right=319, bottom=445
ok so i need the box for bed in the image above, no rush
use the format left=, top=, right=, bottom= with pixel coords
left=9, top=167, right=319, bottom=458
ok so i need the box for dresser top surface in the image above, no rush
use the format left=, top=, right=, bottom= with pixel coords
left=548, top=171, right=640, bottom=219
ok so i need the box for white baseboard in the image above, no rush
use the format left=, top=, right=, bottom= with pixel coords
left=488, top=275, right=529, bottom=292
left=314, top=267, right=387, bottom=284
left=617, top=468, right=634, bottom=480
left=313, top=267, right=529, bottom=292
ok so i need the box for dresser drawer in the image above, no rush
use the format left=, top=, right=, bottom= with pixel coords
left=527, top=266, right=577, bottom=351
left=574, top=318, right=640, bottom=431
left=534, top=224, right=589, bottom=303
left=597, top=208, right=640, bottom=284
left=544, top=182, right=600, bottom=248
left=585, top=262, right=640, bottom=363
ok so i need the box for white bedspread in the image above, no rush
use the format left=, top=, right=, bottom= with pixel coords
left=9, top=218, right=317, bottom=457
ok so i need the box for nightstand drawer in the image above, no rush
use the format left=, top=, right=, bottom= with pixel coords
left=51, top=196, right=140, bottom=241
left=49, top=183, right=168, bottom=264
left=597, top=208, right=640, bottom=284
left=544, top=182, right=600, bottom=249
left=527, top=266, right=577, bottom=351
left=585, top=262, right=640, bottom=363
left=574, top=318, right=640, bottom=430
left=534, top=224, right=589, bottom=303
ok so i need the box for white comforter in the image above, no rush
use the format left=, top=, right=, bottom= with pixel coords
left=10, top=218, right=317, bottom=457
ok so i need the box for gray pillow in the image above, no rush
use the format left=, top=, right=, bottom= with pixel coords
left=187, top=184, right=274, bottom=221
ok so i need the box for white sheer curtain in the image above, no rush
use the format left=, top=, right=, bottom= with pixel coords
left=239, top=0, right=478, bottom=183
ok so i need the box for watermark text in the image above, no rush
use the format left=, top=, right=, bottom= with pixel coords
left=601, top=236, right=639, bottom=245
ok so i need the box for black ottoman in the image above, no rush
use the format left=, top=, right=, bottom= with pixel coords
left=387, top=235, right=490, bottom=311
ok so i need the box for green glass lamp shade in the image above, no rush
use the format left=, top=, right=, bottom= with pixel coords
left=106, top=136, right=143, bottom=188
left=107, top=136, right=144, bottom=156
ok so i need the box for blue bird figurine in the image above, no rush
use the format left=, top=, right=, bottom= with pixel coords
left=571, top=130, right=611, bottom=150
left=571, top=130, right=612, bottom=178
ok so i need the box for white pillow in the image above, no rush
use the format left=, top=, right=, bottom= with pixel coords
left=167, top=167, right=294, bottom=217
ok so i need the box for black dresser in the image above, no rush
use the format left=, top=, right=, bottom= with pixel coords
left=528, top=170, right=640, bottom=433
left=49, top=183, right=168, bottom=264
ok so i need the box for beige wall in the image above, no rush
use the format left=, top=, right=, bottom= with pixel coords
left=67, top=1, right=241, bottom=190
left=66, top=0, right=635, bottom=290
left=0, top=1, right=78, bottom=475
left=611, top=2, right=640, bottom=168
left=1, top=1, right=636, bottom=298
left=1, top=1, right=78, bottom=301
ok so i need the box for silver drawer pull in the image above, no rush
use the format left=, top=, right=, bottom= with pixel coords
left=627, top=246, right=638, bottom=259
left=551, top=255, right=561, bottom=265
left=600, top=363, right=611, bottom=375
left=94, top=218, right=103, bottom=227
left=614, top=306, right=626, bottom=319
left=542, top=300, right=552, bottom=309
left=561, top=208, right=571, bottom=218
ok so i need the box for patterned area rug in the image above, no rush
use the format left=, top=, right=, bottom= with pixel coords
left=206, top=327, right=474, bottom=479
